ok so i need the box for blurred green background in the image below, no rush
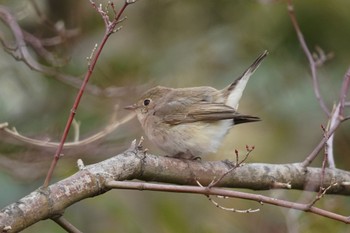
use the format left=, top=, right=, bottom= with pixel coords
left=0, top=0, right=349, bottom=232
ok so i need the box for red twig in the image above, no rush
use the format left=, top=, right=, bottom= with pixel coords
left=43, top=0, right=135, bottom=187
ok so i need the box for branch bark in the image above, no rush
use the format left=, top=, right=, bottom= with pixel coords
left=1, top=149, right=350, bottom=232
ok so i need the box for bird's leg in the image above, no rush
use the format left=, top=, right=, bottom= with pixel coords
left=221, top=159, right=237, bottom=168
left=170, top=152, right=202, bottom=161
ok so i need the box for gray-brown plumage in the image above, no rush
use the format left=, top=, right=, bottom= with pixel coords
left=125, top=51, right=268, bottom=159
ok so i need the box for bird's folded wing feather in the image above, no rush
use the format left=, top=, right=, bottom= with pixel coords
left=160, top=103, right=260, bottom=125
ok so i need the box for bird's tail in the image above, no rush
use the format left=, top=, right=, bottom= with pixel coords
left=223, top=50, right=268, bottom=109
left=233, top=114, right=261, bottom=125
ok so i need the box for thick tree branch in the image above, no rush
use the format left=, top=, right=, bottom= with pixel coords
left=1, top=150, right=350, bottom=232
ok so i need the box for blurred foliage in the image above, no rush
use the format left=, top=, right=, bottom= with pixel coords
left=0, top=0, right=349, bottom=232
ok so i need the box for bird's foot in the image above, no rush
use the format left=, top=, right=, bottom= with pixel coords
left=222, top=159, right=237, bottom=168
left=167, top=152, right=202, bottom=161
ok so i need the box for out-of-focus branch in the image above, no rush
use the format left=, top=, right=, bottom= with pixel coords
left=0, top=5, right=147, bottom=97
left=325, top=104, right=339, bottom=168
left=286, top=0, right=330, bottom=116
left=339, top=67, right=350, bottom=117
left=287, top=1, right=350, bottom=168
left=0, top=6, right=105, bottom=95
left=0, top=111, right=135, bottom=149
left=22, top=29, right=80, bottom=66
left=1, top=150, right=350, bottom=232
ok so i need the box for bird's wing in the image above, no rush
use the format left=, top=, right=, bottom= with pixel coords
left=160, top=103, right=260, bottom=125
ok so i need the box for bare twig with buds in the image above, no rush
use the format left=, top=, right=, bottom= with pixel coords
left=307, top=181, right=338, bottom=209
left=186, top=146, right=257, bottom=213
left=43, top=0, right=137, bottom=187
left=196, top=179, right=260, bottom=213
left=208, top=146, right=255, bottom=188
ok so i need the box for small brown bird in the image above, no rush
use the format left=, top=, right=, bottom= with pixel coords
left=125, top=51, right=268, bottom=159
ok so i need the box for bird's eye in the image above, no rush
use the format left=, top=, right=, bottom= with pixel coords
left=143, top=98, right=151, bottom=106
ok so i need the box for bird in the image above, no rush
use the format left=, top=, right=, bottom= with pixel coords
left=125, top=50, right=268, bottom=159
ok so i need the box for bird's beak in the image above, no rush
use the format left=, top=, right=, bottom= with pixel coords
left=124, top=104, right=137, bottom=110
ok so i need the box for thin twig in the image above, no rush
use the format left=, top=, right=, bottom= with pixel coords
left=106, top=180, right=350, bottom=223
left=307, top=182, right=337, bottom=209
left=28, top=0, right=55, bottom=30
left=286, top=0, right=330, bottom=116
left=200, top=145, right=256, bottom=214
left=301, top=121, right=340, bottom=168
left=207, top=195, right=260, bottom=213
left=51, top=216, right=83, bottom=233
left=311, top=124, right=331, bottom=204
left=208, top=146, right=254, bottom=188
left=196, top=179, right=260, bottom=213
